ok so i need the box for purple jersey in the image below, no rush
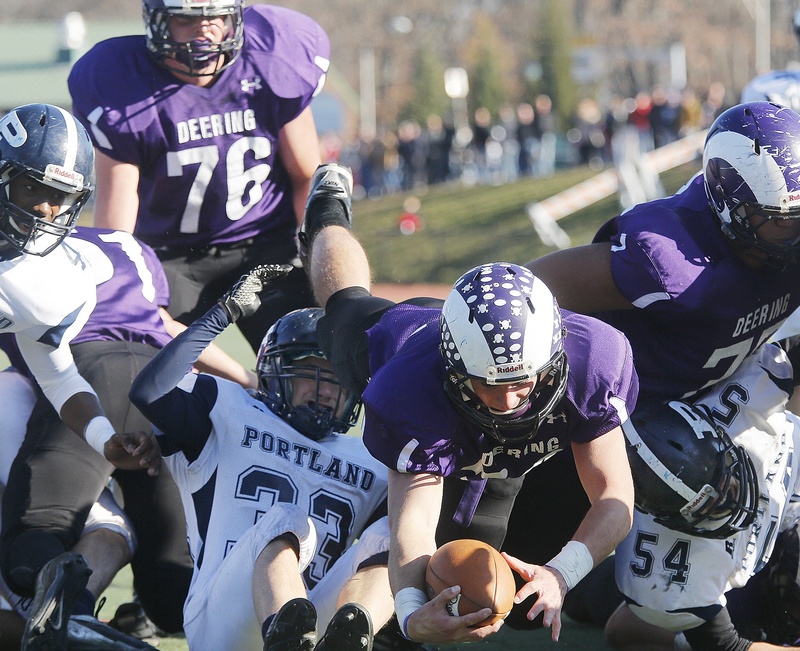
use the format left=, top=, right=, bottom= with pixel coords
left=68, top=5, right=329, bottom=249
left=1, top=228, right=171, bottom=379
left=593, top=174, right=800, bottom=400
left=67, top=227, right=171, bottom=349
left=361, top=303, right=638, bottom=479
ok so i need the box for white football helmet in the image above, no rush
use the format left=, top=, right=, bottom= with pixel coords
left=439, top=262, right=568, bottom=443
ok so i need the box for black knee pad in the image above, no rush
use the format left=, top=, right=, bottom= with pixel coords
left=1, top=531, right=67, bottom=596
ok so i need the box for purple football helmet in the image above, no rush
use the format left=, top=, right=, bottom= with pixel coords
left=142, top=0, right=244, bottom=76
left=439, top=262, right=568, bottom=443
left=703, top=101, right=800, bottom=270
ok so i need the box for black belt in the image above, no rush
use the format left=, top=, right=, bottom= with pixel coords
left=154, top=236, right=268, bottom=256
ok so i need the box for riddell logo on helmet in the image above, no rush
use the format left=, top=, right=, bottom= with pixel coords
left=781, top=193, right=800, bottom=208
left=681, top=485, right=715, bottom=518
left=44, top=164, right=83, bottom=190
left=496, top=362, right=525, bottom=374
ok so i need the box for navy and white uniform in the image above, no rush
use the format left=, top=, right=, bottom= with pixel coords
left=130, top=303, right=388, bottom=650
left=68, top=5, right=330, bottom=348
left=616, top=344, right=800, bottom=634
left=742, top=69, right=800, bottom=113
left=0, top=227, right=191, bottom=634
left=0, top=239, right=98, bottom=414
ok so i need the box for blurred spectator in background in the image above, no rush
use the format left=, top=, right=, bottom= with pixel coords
left=648, top=85, right=681, bottom=148
left=516, top=102, right=537, bottom=176
left=628, top=90, right=654, bottom=154
left=701, top=81, right=728, bottom=128
left=423, top=114, right=453, bottom=185
left=570, top=97, right=607, bottom=170
left=534, top=94, right=557, bottom=177
left=397, top=120, right=424, bottom=192
left=678, top=88, right=703, bottom=136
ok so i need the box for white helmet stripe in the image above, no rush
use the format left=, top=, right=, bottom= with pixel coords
left=622, top=417, right=696, bottom=502
left=52, top=105, right=78, bottom=171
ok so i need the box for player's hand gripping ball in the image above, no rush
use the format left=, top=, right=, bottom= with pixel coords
left=425, top=539, right=516, bottom=626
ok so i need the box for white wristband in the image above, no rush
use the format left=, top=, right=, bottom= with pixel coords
left=394, top=587, right=428, bottom=640
left=545, top=540, right=594, bottom=591
left=83, top=417, right=116, bottom=456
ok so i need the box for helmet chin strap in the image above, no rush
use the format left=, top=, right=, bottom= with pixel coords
left=462, top=378, right=531, bottom=418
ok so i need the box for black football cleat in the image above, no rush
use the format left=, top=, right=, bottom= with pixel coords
left=263, top=597, right=317, bottom=651
left=315, top=602, right=373, bottom=651
left=67, top=615, right=159, bottom=649
left=21, top=552, right=92, bottom=650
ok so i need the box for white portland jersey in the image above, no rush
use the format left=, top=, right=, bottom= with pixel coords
left=163, top=376, right=388, bottom=593
left=616, top=343, right=800, bottom=631
left=0, top=241, right=99, bottom=412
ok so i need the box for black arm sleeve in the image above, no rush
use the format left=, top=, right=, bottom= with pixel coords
left=130, top=302, right=231, bottom=407
left=129, top=303, right=231, bottom=459
left=683, top=607, right=752, bottom=651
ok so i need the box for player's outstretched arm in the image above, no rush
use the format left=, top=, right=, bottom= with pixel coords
left=130, top=265, right=292, bottom=415
left=388, top=471, right=502, bottom=644
left=503, top=429, right=634, bottom=642
left=61, top=392, right=162, bottom=476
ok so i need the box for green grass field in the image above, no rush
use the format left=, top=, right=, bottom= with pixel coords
left=100, top=567, right=615, bottom=651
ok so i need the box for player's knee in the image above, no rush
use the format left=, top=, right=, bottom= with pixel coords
left=1, top=531, right=67, bottom=596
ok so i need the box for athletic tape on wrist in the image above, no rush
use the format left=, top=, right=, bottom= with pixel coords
left=545, top=540, right=594, bottom=591
left=394, top=587, right=428, bottom=640
left=83, top=417, right=116, bottom=456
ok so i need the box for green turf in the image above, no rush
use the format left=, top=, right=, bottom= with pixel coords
left=100, top=564, right=615, bottom=650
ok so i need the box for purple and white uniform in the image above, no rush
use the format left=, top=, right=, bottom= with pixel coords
left=3, top=227, right=172, bottom=381
left=68, top=5, right=330, bottom=249
left=360, top=303, right=638, bottom=479
left=594, top=173, right=800, bottom=400
left=67, top=227, right=171, bottom=348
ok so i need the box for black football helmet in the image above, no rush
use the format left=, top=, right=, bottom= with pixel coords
left=0, top=104, right=94, bottom=257
left=257, top=308, right=361, bottom=440
left=794, top=8, right=800, bottom=49
left=142, top=0, right=244, bottom=76
left=623, top=400, right=758, bottom=540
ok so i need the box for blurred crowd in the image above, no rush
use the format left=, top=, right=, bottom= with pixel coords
left=321, top=81, right=731, bottom=199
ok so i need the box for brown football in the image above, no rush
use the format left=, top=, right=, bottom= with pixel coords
left=425, top=538, right=516, bottom=627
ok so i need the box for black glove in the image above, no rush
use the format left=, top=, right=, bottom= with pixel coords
left=218, top=264, right=293, bottom=322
